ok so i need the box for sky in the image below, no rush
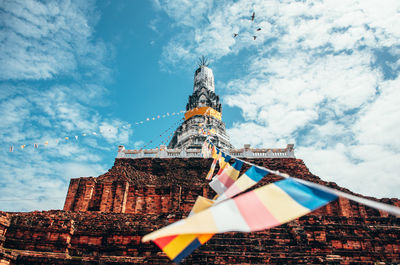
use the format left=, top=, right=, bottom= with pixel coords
left=0, top=0, right=399, bottom=212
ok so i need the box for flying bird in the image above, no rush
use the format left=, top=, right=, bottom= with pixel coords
left=257, top=28, right=261, bottom=31
left=233, top=33, right=238, bottom=38
left=251, top=12, right=255, bottom=21
left=253, top=36, right=257, bottom=40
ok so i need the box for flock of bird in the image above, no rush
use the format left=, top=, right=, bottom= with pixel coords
left=233, top=12, right=261, bottom=40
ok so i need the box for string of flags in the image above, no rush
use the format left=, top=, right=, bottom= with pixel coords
left=142, top=138, right=400, bottom=263
left=139, top=118, right=184, bottom=150
left=7, top=110, right=185, bottom=153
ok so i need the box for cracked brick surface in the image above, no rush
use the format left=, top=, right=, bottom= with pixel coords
left=1, top=158, right=399, bottom=264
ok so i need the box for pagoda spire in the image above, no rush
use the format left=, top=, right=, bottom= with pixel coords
left=168, top=59, right=233, bottom=150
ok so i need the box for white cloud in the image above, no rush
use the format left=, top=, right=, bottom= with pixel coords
left=157, top=0, right=400, bottom=198
left=0, top=0, right=134, bottom=211
left=0, top=0, right=108, bottom=81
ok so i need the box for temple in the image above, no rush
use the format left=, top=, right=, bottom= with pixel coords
left=168, top=57, right=233, bottom=150
left=0, top=59, right=399, bottom=265
left=117, top=58, right=295, bottom=159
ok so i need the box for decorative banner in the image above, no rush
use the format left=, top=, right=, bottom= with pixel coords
left=143, top=178, right=338, bottom=261
left=185, top=107, right=221, bottom=121
left=217, top=150, right=231, bottom=173
left=201, top=141, right=210, bottom=158
left=205, top=153, right=219, bottom=180
left=216, top=166, right=269, bottom=202
left=153, top=195, right=215, bottom=263
left=209, top=159, right=244, bottom=195
left=6, top=109, right=185, bottom=153
left=143, top=139, right=400, bottom=263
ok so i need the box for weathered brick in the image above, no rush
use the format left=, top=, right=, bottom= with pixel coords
left=0, top=157, right=398, bottom=264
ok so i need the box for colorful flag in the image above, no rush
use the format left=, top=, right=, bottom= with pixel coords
left=216, top=166, right=269, bottom=202
left=201, top=141, right=210, bottom=158
left=82, top=133, right=87, bottom=136
left=217, top=151, right=231, bottom=173
left=34, top=143, right=38, bottom=148
left=9, top=146, right=13, bottom=152
left=20, top=145, right=26, bottom=149
left=143, top=178, right=338, bottom=262
left=65, top=137, right=69, bottom=140
left=44, top=141, right=49, bottom=145
left=152, top=196, right=215, bottom=263
left=209, top=159, right=243, bottom=195
left=210, top=146, right=218, bottom=160
left=206, top=153, right=220, bottom=180
left=189, top=196, right=214, bottom=216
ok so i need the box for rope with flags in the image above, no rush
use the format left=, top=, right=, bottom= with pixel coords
left=142, top=138, right=400, bottom=263
left=139, top=118, right=184, bottom=150
left=7, top=109, right=185, bottom=153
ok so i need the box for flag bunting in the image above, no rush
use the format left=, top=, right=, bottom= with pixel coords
left=143, top=138, right=400, bottom=263
left=6, top=109, right=185, bottom=153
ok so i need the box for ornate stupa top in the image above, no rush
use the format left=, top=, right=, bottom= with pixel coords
left=193, top=56, right=215, bottom=93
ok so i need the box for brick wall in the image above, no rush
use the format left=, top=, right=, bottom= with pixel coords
left=2, top=157, right=399, bottom=264
left=2, top=211, right=399, bottom=264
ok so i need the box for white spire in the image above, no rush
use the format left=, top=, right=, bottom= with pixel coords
left=193, top=65, right=215, bottom=92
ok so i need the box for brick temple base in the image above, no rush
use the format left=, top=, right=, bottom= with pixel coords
left=1, top=158, right=399, bottom=264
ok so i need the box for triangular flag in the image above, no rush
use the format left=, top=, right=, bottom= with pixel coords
left=206, top=153, right=220, bottom=180
left=209, top=159, right=244, bottom=195
left=143, top=178, right=338, bottom=263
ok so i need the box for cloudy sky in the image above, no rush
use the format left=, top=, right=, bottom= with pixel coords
left=1, top=0, right=399, bottom=211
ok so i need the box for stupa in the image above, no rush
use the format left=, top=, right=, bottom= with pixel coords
left=168, top=56, right=234, bottom=150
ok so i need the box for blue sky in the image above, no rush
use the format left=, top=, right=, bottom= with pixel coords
left=1, top=0, right=399, bottom=211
